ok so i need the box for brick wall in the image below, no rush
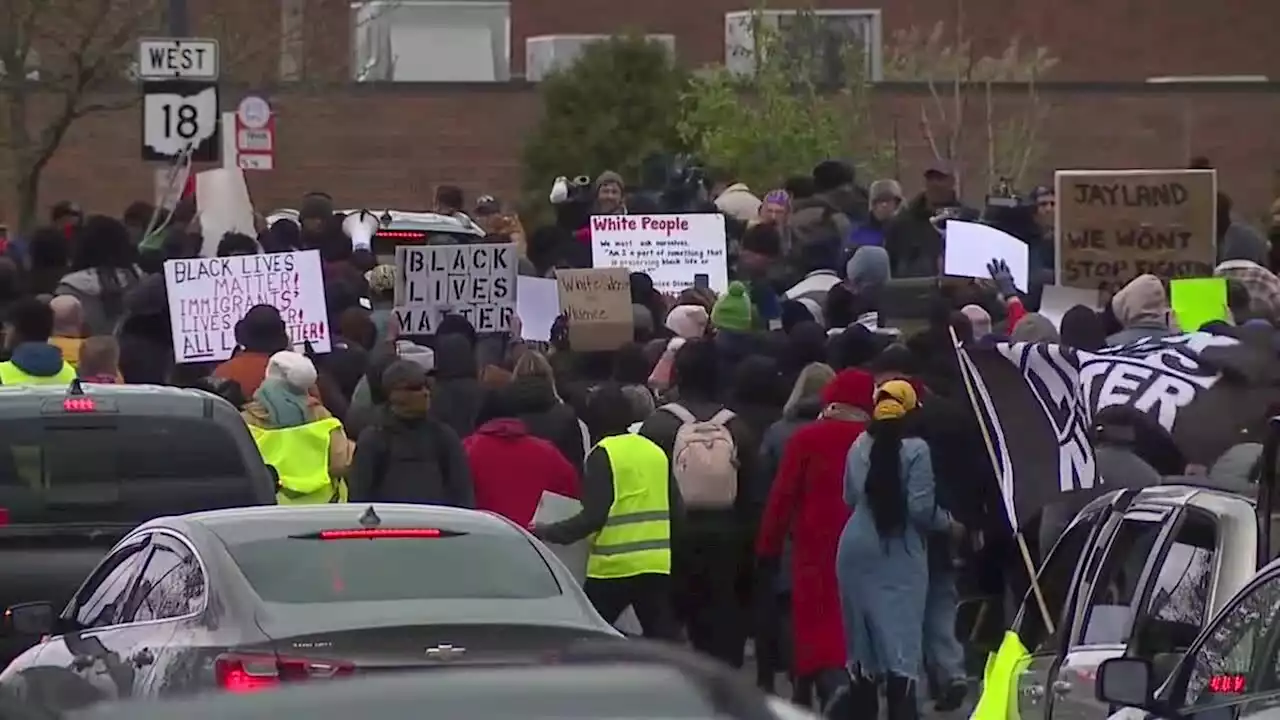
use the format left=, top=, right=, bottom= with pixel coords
left=11, top=83, right=1279, bottom=225
left=510, top=0, right=1280, bottom=81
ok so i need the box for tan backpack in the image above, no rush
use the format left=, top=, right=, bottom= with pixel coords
left=662, top=403, right=739, bottom=509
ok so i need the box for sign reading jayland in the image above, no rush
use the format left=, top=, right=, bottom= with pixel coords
left=394, top=243, right=517, bottom=334
left=1055, top=169, right=1217, bottom=294
left=164, top=250, right=330, bottom=363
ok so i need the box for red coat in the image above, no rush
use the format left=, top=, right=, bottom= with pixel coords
left=464, top=419, right=580, bottom=526
left=756, top=416, right=868, bottom=676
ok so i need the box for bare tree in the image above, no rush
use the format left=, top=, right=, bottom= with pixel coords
left=1, top=0, right=399, bottom=233
left=1, top=0, right=164, bottom=232
left=884, top=16, right=1058, bottom=194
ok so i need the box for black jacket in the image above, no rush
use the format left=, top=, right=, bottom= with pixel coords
left=505, top=375, right=587, bottom=470
left=348, top=410, right=474, bottom=507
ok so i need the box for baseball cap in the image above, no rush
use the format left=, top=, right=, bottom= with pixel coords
left=474, top=195, right=501, bottom=216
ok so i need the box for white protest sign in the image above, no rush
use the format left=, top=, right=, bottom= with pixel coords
left=590, top=213, right=729, bottom=294
left=942, top=220, right=1030, bottom=291
left=195, top=167, right=256, bottom=257
left=164, top=250, right=330, bottom=363
left=393, top=243, right=517, bottom=335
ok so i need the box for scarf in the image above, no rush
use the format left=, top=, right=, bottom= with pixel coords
left=254, top=377, right=310, bottom=428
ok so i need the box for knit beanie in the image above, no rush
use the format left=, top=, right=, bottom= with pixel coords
left=665, top=304, right=709, bottom=339
left=265, top=351, right=317, bottom=392
left=711, top=281, right=754, bottom=332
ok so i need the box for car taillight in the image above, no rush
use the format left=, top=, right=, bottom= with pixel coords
left=0, top=507, right=8, bottom=526
left=215, top=652, right=355, bottom=693
left=62, top=397, right=95, bottom=412
left=319, top=528, right=442, bottom=539
left=375, top=230, right=426, bottom=242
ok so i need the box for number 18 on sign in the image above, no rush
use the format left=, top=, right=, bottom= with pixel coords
left=141, top=80, right=220, bottom=162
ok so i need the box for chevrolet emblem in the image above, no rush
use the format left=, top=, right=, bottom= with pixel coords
left=425, top=644, right=466, bottom=661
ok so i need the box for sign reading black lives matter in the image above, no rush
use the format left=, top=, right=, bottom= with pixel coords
left=1055, top=169, right=1217, bottom=294
left=393, top=243, right=517, bottom=334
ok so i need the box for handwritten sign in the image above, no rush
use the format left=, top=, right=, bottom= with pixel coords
left=1056, top=169, right=1217, bottom=294
left=393, top=243, right=517, bottom=335
left=165, top=250, right=329, bottom=363
left=556, top=268, right=633, bottom=352
left=590, top=213, right=729, bottom=294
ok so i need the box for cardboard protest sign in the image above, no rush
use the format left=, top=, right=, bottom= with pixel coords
left=590, top=213, right=729, bottom=294
left=165, top=250, right=329, bottom=363
left=1055, top=169, right=1217, bottom=293
left=556, top=268, right=633, bottom=352
left=393, top=243, right=517, bottom=335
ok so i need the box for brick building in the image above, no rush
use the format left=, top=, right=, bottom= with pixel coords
left=5, top=0, right=1278, bottom=223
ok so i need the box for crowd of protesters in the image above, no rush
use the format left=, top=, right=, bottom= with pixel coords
left=0, top=154, right=1278, bottom=720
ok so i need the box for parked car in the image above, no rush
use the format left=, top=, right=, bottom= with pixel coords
left=1011, top=482, right=1268, bottom=720
left=0, top=504, right=621, bottom=713
left=0, top=381, right=275, bottom=666
left=1095, top=554, right=1280, bottom=720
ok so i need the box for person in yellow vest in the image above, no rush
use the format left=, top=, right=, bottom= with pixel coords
left=0, top=297, right=78, bottom=386
left=242, top=351, right=354, bottom=504
left=533, top=383, right=679, bottom=640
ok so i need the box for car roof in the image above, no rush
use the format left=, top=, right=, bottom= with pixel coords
left=266, top=208, right=485, bottom=236
left=0, top=381, right=225, bottom=419
left=77, top=664, right=721, bottom=720
left=179, top=503, right=521, bottom=543
left=1082, top=482, right=1256, bottom=516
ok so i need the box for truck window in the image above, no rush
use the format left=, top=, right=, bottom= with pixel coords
left=0, top=417, right=252, bottom=524
left=1079, top=516, right=1164, bottom=646
left=1017, top=504, right=1108, bottom=653
left=1134, top=511, right=1217, bottom=658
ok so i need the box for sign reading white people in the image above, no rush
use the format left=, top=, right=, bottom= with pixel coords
left=165, top=249, right=330, bottom=363
left=393, top=243, right=517, bottom=334
left=590, top=213, right=729, bottom=294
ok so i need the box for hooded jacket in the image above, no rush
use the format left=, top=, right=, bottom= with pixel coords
left=54, top=267, right=140, bottom=335
left=464, top=418, right=580, bottom=526
left=504, top=375, right=587, bottom=470
left=1, top=342, right=73, bottom=383
left=756, top=369, right=874, bottom=676
left=430, top=334, right=483, bottom=438
left=1107, top=274, right=1175, bottom=345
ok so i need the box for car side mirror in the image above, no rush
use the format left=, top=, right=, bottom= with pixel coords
left=3, top=601, right=55, bottom=636
left=1096, top=657, right=1157, bottom=708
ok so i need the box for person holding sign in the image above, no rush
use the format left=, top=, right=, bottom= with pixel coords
left=242, top=351, right=354, bottom=505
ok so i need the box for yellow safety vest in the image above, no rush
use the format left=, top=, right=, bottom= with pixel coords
left=248, top=417, right=348, bottom=505
left=0, top=360, right=77, bottom=386
left=586, top=434, right=672, bottom=579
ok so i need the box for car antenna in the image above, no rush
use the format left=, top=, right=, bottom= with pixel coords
left=68, top=377, right=85, bottom=395
left=359, top=506, right=381, bottom=528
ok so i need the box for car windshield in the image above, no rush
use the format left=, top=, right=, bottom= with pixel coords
left=0, top=416, right=250, bottom=524
left=226, top=530, right=562, bottom=603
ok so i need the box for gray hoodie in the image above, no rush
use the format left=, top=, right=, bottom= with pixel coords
left=55, top=267, right=141, bottom=335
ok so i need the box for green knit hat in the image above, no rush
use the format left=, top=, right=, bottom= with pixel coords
left=711, top=281, right=754, bottom=332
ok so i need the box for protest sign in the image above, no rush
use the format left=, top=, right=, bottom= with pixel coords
left=165, top=250, right=329, bottom=363
left=556, top=268, right=633, bottom=352
left=1055, top=169, right=1217, bottom=294
left=590, top=213, right=729, bottom=294
left=194, top=167, right=256, bottom=258
left=1170, top=277, right=1229, bottom=333
left=393, top=243, right=517, bottom=335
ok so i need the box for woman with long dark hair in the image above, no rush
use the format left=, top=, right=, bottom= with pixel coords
left=54, top=215, right=140, bottom=335
left=835, top=380, right=962, bottom=720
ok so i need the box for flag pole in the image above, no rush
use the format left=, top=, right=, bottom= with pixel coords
left=948, top=326, right=1056, bottom=636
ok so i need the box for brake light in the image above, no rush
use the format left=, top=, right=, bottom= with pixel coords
left=318, top=528, right=442, bottom=540
left=62, top=397, right=96, bottom=412
left=215, top=652, right=355, bottom=693
left=0, top=507, right=8, bottom=526
left=376, top=230, right=427, bottom=241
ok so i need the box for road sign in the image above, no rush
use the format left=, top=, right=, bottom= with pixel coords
left=221, top=96, right=275, bottom=171
left=236, top=96, right=271, bottom=129
left=137, top=37, right=220, bottom=80
left=141, top=81, right=220, bottom=162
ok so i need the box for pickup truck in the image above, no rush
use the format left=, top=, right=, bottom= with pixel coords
left=0, top=382, right=274, bottom=666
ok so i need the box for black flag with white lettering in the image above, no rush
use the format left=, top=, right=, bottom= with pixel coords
left=956, top=341, right=1099, bottom=530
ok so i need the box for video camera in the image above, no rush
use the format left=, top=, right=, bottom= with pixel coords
left=980, top=177, right=1039, bottom=244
